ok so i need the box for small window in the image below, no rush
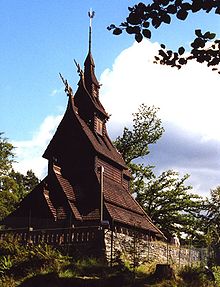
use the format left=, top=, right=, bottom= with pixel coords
left=96, top=118, right=103, bottom=135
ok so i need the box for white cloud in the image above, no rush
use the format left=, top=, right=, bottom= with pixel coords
left=12, top=115, right=62, bottom=179
left=100, top=39, right=220, bottom=142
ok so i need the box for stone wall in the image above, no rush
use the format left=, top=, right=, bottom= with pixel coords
left=0, top=226, right=208, bottom=265
left=104, top=229, right=207, bottom=267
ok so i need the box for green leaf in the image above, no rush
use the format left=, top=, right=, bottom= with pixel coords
left=127, top=12, right=142, bottom=25
left=113, top=28, right=122, bottom=35
left=126, top=26, right=140, bottom=34
left=142, top=29, right=151, bottom=39
left=191, top=37, right=205, bottom=48
left=162, top=13, right=171, bottom=24
left=178, top=46, right=185, bottom=55
left=204, top=31, right=216, bottom=40
left=195, top=29, right=202, bottom=37
left=176, top=9, right=188, bottom=20
left=135, top=33, right=143, bottom=43
left=178, top=58, right=187, bottom=65
left=143, top=21, right=150, bottom=28
left=166, top=4, right=177, bottom=14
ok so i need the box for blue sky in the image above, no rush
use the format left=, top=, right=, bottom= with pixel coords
left=1, top=1, right=220, bottom=196
left=0, top=0, right=137, bottom=141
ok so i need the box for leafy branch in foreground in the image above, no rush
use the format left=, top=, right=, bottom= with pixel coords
left=154, top=29, right=220, bottom=73
left=108, top=1, right=220, bottom=73
left=108, top=1, right=220, bottom=40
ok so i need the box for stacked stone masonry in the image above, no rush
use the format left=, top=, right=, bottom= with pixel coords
left=104, top=229, right=207, bottom=267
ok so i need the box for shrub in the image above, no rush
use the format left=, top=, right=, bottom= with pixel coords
left=0, top=255, right=12, bottom=275
left=212, top=266, right=220, bottom=286
left=179, top=265, right=215, bottom=287
left=0, top=276, right=17, bottom=287
left=11, top=243, right=69, bottom=277
left=0, top=235, right=25, bottom=257
left=0, top=236, right=69, bottom=280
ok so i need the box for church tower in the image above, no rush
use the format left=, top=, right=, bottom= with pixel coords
left=2, top=12, right=164, bottom=253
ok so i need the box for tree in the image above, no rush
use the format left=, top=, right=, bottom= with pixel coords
left=0, top=133, right=39, bottom=221
left=114, top=104, right=163, bottom=193
left=114, top=104, right=164, bottom=164
left=108, top=1, right=220, bottom=74
left=10, top=169, right=39, bottom=201
left=201, top=187, right=220, bottom=245
left=114, top=105, right=203, bottom=240
left=136, top=170, right=202, bottom=238
left=0, top=133, right=14, bottom=177
left=202, top=187, right=220, bottom=262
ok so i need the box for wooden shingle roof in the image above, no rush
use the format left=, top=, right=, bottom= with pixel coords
left=103, top=176, right=163, bottom=236
left=105, top=203, right=161, bottom=235
left=53, top=166, right=82, bottom=221
left=50, top=166, right=163, bottom=236
left=71, top=100, right=126, bottom=168
left=43, top=96, right=126, bottom=169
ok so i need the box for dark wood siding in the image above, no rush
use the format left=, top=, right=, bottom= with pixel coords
left=96, top=158, right=122, bottom=184
left=122, top=178, right=129, bottom=190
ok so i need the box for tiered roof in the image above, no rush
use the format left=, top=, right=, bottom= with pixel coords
left=2, top=19, right=164, bottom=239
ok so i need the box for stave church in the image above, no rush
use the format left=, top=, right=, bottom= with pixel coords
left=2, top=12, right=164, bottom=258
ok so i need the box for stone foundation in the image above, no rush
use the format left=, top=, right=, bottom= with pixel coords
left=104, top=229, right=207, bottom=267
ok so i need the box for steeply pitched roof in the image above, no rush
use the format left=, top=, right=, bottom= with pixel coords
left=43, top=96, right=126, bottom=169
left=105, top=203, right=162, bottom=235
left=53, top=165, right=100, bottom=222
left=84, top=52, right=100, bottom=88
left=43, top=189, right=56, bottom=218
left=53, top=165, right=82, bottom=221
left=1, top=181, right=56, bottom=226
left=103, top=176, right=163, bottom=236
left=51, top=166, right=163, bottom=236
left=74, top=52, right=109, bottom=120
left=72, top=101, right=126, bottom=167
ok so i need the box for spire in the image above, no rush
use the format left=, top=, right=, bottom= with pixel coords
left=88, top=9, right=95, bottom=53
left=73, top=10, right=108, bottom=123
left=84, top=9, right=100, bottom=96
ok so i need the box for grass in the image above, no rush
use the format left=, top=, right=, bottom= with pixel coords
left=0, top=237, right=219, bottom=287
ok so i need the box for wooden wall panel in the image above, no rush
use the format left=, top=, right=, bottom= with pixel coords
left=96, top=158, right=122, bottom=184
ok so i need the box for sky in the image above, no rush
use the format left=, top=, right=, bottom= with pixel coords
left=0, top=1, right=220, bottom=197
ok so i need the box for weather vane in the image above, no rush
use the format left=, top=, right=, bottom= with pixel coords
left=88, top=9, right=95, bottom=52
left=88, top=9, right=95, bottom=27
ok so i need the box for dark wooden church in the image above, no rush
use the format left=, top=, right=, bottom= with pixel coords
left=2, top=15, right=164, bottom=253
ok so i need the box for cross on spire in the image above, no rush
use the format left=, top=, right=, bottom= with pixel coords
left=88, top=9, right=95, bottom=53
